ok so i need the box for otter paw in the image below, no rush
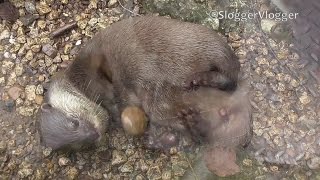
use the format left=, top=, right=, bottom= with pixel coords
left=158, top=132, right=179, bottom=148
left=144, top=135, right=159, bottom=150
left=177, top=108, right=207, bottom=142
left=144, top=132, right=178, bottom=151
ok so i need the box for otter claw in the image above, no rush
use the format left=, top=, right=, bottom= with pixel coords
left=178, top=107, right=200, bottom=120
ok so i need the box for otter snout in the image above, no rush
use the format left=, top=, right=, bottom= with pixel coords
left=80, top=122, right=101, bottom=142
left=86, top=129, right=100, bottom=141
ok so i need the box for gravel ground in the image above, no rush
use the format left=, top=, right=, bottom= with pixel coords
left=0, top=0, right=319, bottom=179
left=244, top=0, right=320, bottom=169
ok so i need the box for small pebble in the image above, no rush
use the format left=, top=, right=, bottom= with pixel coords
left=35, top=95, right=43, bottom=105
left=67, top=167, right=79, bottom=179
left=108, top=0, right=118, bottom=8
left=42, top=148, right=52, bottom=157
left=35, top=1, right=51, bottom=15
left=24, top=1, right=37, bottom=14
left=25, top=85, right=36, bottom=101
left=75, top=40, right=82, bottom=45
left=0, top=30, right=10, bottom=40
left=20, top=14, right=39, bottom=27
left=8, top=86, right=23, bottom=100
left=42, top=44, right=58, bottom=58
left=111, top=150, right=127, bottom=166
left=58, top=157, right=71, bottom=166
left=18, top=168, right=33, bottom=178
left=4, top=99, right=15, bottom=112
left=307, top=157, right=320, bottom=170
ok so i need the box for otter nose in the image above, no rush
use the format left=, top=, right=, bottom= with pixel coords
left=87, top=130, right=100, bottom=141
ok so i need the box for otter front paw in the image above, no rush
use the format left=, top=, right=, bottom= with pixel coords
left=182, top=76, right=202, bottom=91
left=177, top=108, right=208, bottom=143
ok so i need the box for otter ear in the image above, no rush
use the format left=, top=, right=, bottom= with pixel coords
left=41, top=103, right=52, bottom=113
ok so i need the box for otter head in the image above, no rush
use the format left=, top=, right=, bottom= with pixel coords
left=39, top=77, right=109, bottom=150
left=184, top=82, right=252, bottom=148
left=208, top=96, right=252, bottom=148
left=205, top=83, right=252, bottom=148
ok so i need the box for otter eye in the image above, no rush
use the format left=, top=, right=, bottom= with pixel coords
left=69, top=119, right=79, bottom=129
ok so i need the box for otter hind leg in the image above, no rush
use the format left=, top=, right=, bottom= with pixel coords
left=183, top=71, right=237, bottom=91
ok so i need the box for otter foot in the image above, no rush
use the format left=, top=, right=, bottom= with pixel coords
left=183, top=71, right=237, bottom=91
left=177, top=107, right=208, bottom=143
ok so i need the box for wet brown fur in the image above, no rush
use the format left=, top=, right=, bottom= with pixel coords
left=67, top=16, right=240, bottom=129
left=41, top=16, right=245, bottom=149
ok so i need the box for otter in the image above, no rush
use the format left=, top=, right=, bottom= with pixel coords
left=39, top=16, right=241, bottom=150
left=141, top=81, right=252, bottom=150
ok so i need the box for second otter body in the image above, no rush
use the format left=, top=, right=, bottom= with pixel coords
left=40, top=16, right=241, bottom=150
left=69, top=16, right=241, bottom=129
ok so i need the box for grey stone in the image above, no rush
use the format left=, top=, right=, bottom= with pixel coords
left=42, top=44, right=58, bottom=58
left=111, top=150, right=127, bottom=166
left=4, top=99, right=15, bottom=112
left=20, top=14, right=39, bottom=27
left=24, top=1, right=37, bottom=14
